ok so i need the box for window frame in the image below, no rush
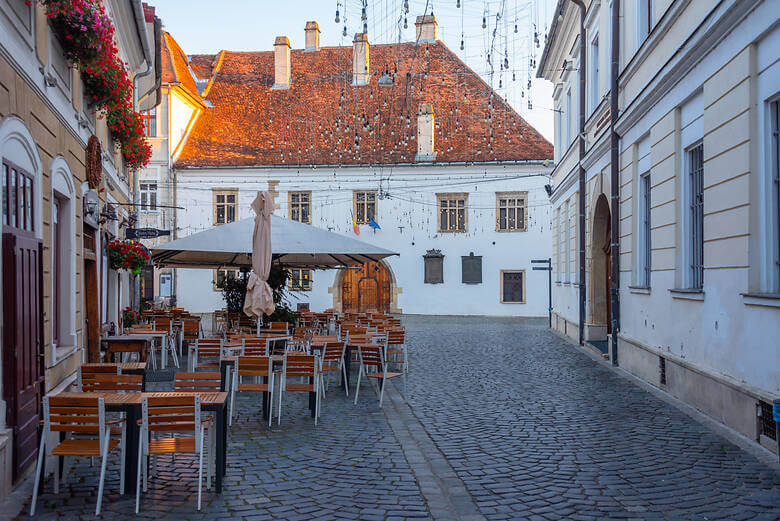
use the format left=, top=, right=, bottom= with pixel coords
left=213, top=267, right=239, bottom=291
left=637, top=172, right=652, bottom=287
left=213, top=188, right=238, bottom=226
left=564, top=200, right=571, bottom=283
left=771, top=100, right=780, bottom=292
left=353, top=190, right=377, bottom=225
left=139, top=181, right=158, bottom=213
left=635, top=0, right=653, bottom=50
left=589, top=32, right=600, bottom=115
left=495, top=191, right=528, bottom=232
left=288, top=190, right=312, bottom=224
left=500, top=269, right=526, bottom=304
left=437, top=192, right=468, bottom=233
left=289, top=268, right=313, bottom=291
left=2, top=159, right=36, bottom=234
left=686, top=142, right=704, bottom=289
left=141, top=108, right=157, bottom=137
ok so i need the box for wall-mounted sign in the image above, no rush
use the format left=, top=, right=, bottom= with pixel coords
left=126, top=228, right=170, bottom=239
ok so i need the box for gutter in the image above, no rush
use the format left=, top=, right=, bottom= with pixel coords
left=537, top=0, right=567, bottom=78
left=174, top=159, right=552, bottom=170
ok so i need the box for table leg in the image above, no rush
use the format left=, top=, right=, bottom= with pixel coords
left=308, top=377, right=315, bottom=417
left=342, top=346, right=352, bottom=390
left=262, top=376, right=269, bottom=420
left=220, top=360, right=230, bottom=392
left=123, top=405, right=140, bottom=495
left=215, top=404, right=226, bottom=493
left=161, top=336, right=167, bottom=369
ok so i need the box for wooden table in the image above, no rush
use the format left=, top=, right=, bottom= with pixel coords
left=124, top=330, right=173, bottom=368
left=53, top=391, right=228, bottom=494
left=102, top=336, right=150, bottom=363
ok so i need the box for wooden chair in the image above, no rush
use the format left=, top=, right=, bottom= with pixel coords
left=277, top=354, right=321, bottom=426
left=268, top=336, right=290, bottom=356
left=386, top=328, right=408, bottom=390
left=78, top=364, right=120, bottom=391
left=266, top=321, right=289, bottom=334
left=189, top=338, right=224, bottom=372
left=320, top=341, right=348, bottom=396
left=180, top=317, right=202, bottom=358
left=230, top=356, right=274, bottom=426
left=84, top=373, right=143, bottom=393
left=354, top=342, right=402, bottom=408
left=241, top=337, right=268, bottom=356
left=136, top=395, right=210, bottom=512
left=174, top=371, right=222, bottom=392
left=153, top=316, right=179, bottom=367
left=31, top=395, right=126, bottom=516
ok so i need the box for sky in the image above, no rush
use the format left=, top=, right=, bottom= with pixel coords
left=151, top=0, right=556, bottom=141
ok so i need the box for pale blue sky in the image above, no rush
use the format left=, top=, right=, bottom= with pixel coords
left=151, top=0, right=555, bottom=140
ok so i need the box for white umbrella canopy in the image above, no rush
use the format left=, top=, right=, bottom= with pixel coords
left=243, top=191, right=275, bottom=318
left=151, top=214, right=398, bottom=269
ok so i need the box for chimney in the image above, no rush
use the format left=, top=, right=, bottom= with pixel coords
left=415, top=15, right=437, bottom=44
left=352, top=33, right=370, bottom=85
left=273, top=36, right=290, bottom=89
left=304, top=21, right=320, bottom=51
left=416, top=103, right=436, bottom=160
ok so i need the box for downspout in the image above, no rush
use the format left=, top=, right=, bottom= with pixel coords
left=569, top=0, right=587, bottom=346
left=610, top=0, right=621, bottom=364
left=131, top=0, right=154, bottom=311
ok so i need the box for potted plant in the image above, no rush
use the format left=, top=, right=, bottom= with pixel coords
left=122, top=306, right=139, bottom=328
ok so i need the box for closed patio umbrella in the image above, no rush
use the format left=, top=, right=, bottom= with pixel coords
left=243, top=191, right=275, bottom=318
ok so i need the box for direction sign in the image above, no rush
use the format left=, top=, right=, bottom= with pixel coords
left=126, top=228, right=170, bottom=240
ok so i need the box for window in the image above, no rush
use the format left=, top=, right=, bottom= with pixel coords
left=213, top=268, right=239, bottom=290
left=555, top=207, right=563, bottom=281
left=687, top=144, right=704, bottom=289
left=589, top=34, right=599, bottom=114
left=289, top=191, right=311, bottom=224
left=353, top=191, right=376, bottom=224
left=772, top=101, right=780, bottom=291
left=141, top=108, right=157, bottom=137
left=461, top=253, right=482, bottom=284
left=423, top=249, right=444, bottom=284
left=555, top=106, right=563, bottom=162
left=139, top=182, right=157, bottom=212
left=638, top=173, right=652, bottom=286
left=289, top=268, right=312, bottom=291
left=437, top=193, right=468, bottom=232
left=159, top=273, right=172, bottom=297
left=214, top=189, right=237, bottom=225
left=496, top=192, right=527, bottom=231
left=49, top=33, right=72, bottom=96
left=565, top=87, right=572, bottom=146
left=52, top=198, right=61, bottom=345
left=564, top=200, right=571, bottom=282
left=501, top=270, right=525, bottom=303
left=636, top=0, right=653, bottom=49
left=2, top=160, right=35, bottom=232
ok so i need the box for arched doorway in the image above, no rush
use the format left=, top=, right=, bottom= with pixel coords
left=342, top=261, right=391, bottom=313
left=589, top=194, right=611, bottom=339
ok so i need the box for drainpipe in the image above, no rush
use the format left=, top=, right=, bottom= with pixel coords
left=610, top=0, right=621, bottom=365
left=568, top=0, right=587, bottom=346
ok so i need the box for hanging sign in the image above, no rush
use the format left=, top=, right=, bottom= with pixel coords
left=126, top=228, right=170, bottom=239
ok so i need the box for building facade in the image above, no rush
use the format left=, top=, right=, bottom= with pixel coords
left=539, top=0, right=779, bottom=453
left=154, top=18, right=554, bottom=317
left=0, top=0, right=159, bottom=497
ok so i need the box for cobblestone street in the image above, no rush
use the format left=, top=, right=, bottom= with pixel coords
left=13, top=316, right=780, bottom=520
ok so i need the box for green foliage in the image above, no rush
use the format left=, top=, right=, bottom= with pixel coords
left=217, top=265, right=297, bottom=326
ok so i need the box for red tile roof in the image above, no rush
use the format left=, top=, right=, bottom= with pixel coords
left=160, top=31, right=200, bottom=100
left=189, top=54, right=217, bottom=80
left=175, top=41, right=552, bottom=168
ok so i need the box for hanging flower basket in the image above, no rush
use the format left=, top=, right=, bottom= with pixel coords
left=108, top=240, right=150, bottom=275
left=41, top=0, right=151, bottom=170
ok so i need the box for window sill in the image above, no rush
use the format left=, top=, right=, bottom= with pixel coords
left=669, top=288, right=704, bottom=301
left=628, top=285, right=651, bottom=295
left=47, top=344, right=79, bottom=368
left=495, top=229, right=527, bottom=233
left=741, top=293, right=780, bottom=308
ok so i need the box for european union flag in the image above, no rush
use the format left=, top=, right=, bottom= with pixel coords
left=368, top=217, right=381, bottom=230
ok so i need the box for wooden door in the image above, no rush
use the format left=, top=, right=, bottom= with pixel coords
left=2, top=232, right=44, bottom=480
left=341, top=262, right=391, bottom=313
left=603, top=214, right=612, bottom=334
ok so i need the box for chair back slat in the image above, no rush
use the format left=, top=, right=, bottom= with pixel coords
left=84, top=373, right=143, bottom=392
left=142, top=396, right=200, bottom=433
left=322, top=342, right=346, bottom=363
left=236, top=356, right=272, bottom=377
left=357, top=344, right=384, bottom=366
left=174, top=371, right=221, bottom=391
left=44, top=396, right=106, bottom=439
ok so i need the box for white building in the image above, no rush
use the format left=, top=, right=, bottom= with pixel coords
left=155, top=17, right=554, bottom=317
left=539, top=0, right=779, bottom=453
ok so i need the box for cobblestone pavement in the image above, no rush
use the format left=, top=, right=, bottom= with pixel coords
left=12, top=317, right=780, bottom=520
left=17, top=368, right=430, bottom=521
left=402, top=315, right=780, bottom=520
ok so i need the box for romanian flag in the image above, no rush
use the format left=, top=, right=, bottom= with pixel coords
left=352, top=217, right=360, bottom=235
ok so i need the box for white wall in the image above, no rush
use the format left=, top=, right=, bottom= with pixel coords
left=174, top=163, right=553, bottom=316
